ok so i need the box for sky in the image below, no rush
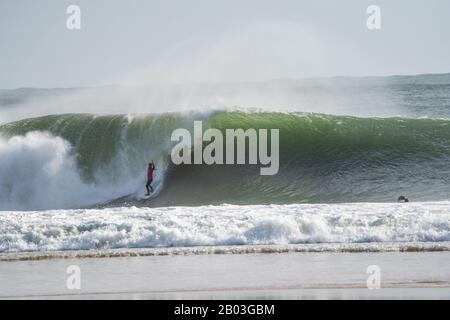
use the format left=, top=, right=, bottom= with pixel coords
left=1, top=0, right=450, bottom=89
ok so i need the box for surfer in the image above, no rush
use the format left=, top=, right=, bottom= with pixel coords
left=398, top=195, right=409, bottom=203
left=146, top=161, right=155, bottom=196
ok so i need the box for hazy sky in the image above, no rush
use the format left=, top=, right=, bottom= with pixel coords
left=1, top=0, right=450, bottom=88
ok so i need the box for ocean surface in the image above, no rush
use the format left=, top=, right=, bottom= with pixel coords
left=1, top=74, right=450, bottom=255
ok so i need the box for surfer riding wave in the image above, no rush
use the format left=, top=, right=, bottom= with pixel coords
left=146, top=161, right=155, bottom=196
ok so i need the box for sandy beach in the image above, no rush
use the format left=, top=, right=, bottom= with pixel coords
left=1, top=250, right=449, bottom=299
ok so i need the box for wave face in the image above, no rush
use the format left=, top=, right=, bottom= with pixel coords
left=1, top=111, right=450, bottom=210
left=1, top=202, right=449, bottom=253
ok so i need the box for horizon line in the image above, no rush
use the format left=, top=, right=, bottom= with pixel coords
left=2, top=71, right=450, bottom=91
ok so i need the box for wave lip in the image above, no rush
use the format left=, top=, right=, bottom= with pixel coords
left=1, top=202, right=449, bottom=254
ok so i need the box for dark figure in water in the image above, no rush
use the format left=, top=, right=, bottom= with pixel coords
left=146, top=161, right=156, bottom=196
left=398, top=195, right=409, bottom=203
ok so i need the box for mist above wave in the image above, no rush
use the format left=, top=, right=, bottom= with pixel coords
left=2, top=73, right=450, bottom=123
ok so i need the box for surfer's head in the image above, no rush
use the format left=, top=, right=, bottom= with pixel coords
left=398, top=195, right=409, bottom=203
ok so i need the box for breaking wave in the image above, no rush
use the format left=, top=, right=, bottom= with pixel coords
left=1, top=111, right=450, bottom=210
left=0, top=202, right=449, bottom=254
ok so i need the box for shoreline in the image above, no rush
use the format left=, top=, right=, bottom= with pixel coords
left=5, top=287, right=450, bottom=300
left=1, top=241, right=450, bottom=262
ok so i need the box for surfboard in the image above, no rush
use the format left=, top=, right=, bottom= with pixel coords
left=136, top=182, right=162, bottom=201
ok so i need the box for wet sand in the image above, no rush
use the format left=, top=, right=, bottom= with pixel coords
left=1, top=251, right=449, bottom=299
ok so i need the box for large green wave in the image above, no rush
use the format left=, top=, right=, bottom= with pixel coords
left=1, top=111, right=450, bottom=208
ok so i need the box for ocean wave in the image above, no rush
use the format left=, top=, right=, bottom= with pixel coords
left=1, top=111, right=450, bottom=209
left=1, top=202, right=449, bottom=254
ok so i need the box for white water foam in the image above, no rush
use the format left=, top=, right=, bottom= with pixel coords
left=1, top=202, right=449, bottom=254
left=0, top=131, right=153, bottom=210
